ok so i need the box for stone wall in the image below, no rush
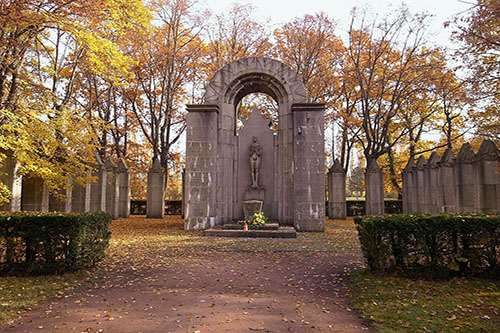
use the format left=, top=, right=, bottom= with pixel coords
left=402, top=140, right=500, bottom=214
left=0, top=153, right=131, bottom=218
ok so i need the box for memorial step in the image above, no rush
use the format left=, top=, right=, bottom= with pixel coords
left=204, top=226, right=296, bottom=238
left=222, top=223, right=279, bottom=230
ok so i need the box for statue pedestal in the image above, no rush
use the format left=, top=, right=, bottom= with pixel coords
left=242, top=200, right=263, bottom=220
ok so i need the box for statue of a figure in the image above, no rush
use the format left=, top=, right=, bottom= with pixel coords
left=249, top=136, right=262, bottom=189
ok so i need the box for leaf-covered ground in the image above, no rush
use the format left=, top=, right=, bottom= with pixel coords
left=351, top=270, right=500, bottom=332
left=2, top=216, right=370, bottom=332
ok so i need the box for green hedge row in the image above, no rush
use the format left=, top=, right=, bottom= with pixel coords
left=0, top=212, right=111, bottom=274
left=354, top=214, right=500, bottom=278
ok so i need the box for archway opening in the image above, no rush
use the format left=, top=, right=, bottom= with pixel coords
left=236, top=92, right=278, bottom=134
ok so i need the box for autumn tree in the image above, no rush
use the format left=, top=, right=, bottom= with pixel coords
left=0, top=0, right=150, bottom=203
left=452, top=0, right=500, bottom=143
left=204, top=3, right=271, bottom=77
left=126, top=0, right=204, bottom=179
left=345, top=8, right=439, bottom=171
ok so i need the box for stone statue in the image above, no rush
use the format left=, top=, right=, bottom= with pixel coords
left=249, top=136, right=262, bottom=189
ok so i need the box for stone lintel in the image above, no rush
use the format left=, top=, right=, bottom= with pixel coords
left=186, top=104, right=220, bottom=113
left=291, top=103, right=325, bottom=112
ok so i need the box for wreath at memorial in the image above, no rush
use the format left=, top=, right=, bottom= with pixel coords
left=238, top=212, right=268, bottom=229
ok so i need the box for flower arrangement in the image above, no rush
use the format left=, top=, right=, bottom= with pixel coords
left=238, top=211, right=268, bottom=229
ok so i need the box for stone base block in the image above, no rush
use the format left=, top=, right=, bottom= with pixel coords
left=204, top=226, right=296, bottom=238
left=242, top=200, right=263, bottom=220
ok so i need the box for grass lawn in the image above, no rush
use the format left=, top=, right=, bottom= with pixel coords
left=0, top=271, right=93, bottom=324
left=351, top=270, right=500, bottom=332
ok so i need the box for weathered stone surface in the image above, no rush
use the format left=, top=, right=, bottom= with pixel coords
left=90, top=154, right=106, bottom=212
left=328, top=159, right=346, bottom=219
left=402, top=140, right=500, bottom=214
left=204, top=226, right=297, bottom=238
left=21, top=176, right=49, bottom=212
left=117, top=158, right=131, bottom=218
left=365, top=159, right=384, bottom=215
left=146, top=158, right=165, bottom=218
left=185, top=57, right=324, bottom=231
left=0, top=151, right=22, bottom=212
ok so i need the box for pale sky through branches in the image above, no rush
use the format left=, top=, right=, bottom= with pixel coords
left=203, top=0, right=472, bottom=49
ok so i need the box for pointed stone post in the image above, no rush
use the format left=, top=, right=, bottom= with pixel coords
left=105, top=159, right=119, bottom=219
left=365, top=158, right=384, bottom=215
left=90, top=154, right=107, bottom=212
left=438, top=148, right=457, bottom=213
left=402, top=157, right=414, bottom=214
left=21, top=176, right=48, bottom=212
left=455, top=143, right=477, bottom=213
left=146, top=158, right=165, bottom=218
left=426, top=152, right=441, bottom=214
left=117, top=158, right=130, bottom=218
left=416, top=156, right=428, bottom=213
left=327, top=159, right=346, bottom=219
left=0, top=151, right=22, bottom=212
left=476, top=140, right=500, bottom=213
left=71, top=174, right=91, bottom=213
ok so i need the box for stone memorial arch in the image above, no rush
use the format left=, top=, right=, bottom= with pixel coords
left=184, top=57, right=325, bottom=231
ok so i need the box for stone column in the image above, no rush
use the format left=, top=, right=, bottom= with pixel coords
left=416, top=156, right=428, bottom=213
left=0, top=151, right=22, bottom=212
left=71, top=176, right=90, bottom=213
left=365, top=158, right=384, bottom=215
left=438, top=148, right=457, bottom=213
left=146, top=158, right=165, bottom=218
left=105, top=159, right=120, bottom=219
left=455, top=143, right=477, bottom=213
left=292, top=103, right=325, bottom=231
left=402, top=158, right=414, bottom=214
left=184, top=104, right=218, bottom=229
left=117, top=158, right=131, bottom=218
left=90, top=154, right=107, bottom=212
left=21, top=176, right=49, bottom=212
left=181, top=168, right=185, bottom=219
left=426, top=152, right=441, bottom=214
left=476, top=140, right=500, bottom=213
left=327, top=159, right=346, bottom=219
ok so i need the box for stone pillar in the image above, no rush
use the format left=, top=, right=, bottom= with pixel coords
left=455, top=143, right=477, bottom=213
left=105, top=159, right=120, bottom=219
left=426, top=152, right=441, bottom=214
left=365, top=158, right=384, bottom=215
left=438, top=148, right=457, bottom=213
left=184, top=104, right=218, bottom=229
left=90, top=154, right=107, bottom=212
left=116, top=158, right=130, bottom=218
left=292, top=103, right=325, bottom=231
left=181, top=168, right=185, bottom=219
left=415, top=156, right=428, bottom=213
left=476, top=140, right=500, bottom=213
left=21, top=176, right=49, bottom=212
left=327, top=159, right=346, bottom=219
left=146, top=158, right=165, bottom=218
left=0, top=151, right=22, bottom=212
left=71, top=177, right=90, bottom=213
left=402, top=158, right=414, bottom=214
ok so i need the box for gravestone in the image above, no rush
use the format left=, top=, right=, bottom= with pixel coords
left=90, top=154, right=107, bottom=212
left=117, top=158, right=131, bottom=218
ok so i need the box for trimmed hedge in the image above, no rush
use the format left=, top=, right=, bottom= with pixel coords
left=0, top=212, right=111, bottom=274
left=354, top=214, right=500, bottom=278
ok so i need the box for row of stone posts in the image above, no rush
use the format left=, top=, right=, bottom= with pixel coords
left=402, top=140, right=500, bottom=214
left=0, top=153, right=131, bottom=219
left=327, top=157, right=385, bottom=219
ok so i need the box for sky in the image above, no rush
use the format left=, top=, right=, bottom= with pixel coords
left=201, top=0, right=473, bottom=49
